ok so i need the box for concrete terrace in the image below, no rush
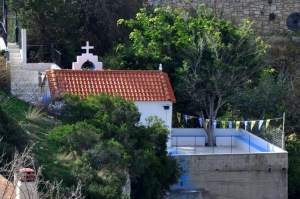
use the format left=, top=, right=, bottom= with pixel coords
left=170, top=128, right=286, bottom=155
left=169, top=128, right=288, bottom=199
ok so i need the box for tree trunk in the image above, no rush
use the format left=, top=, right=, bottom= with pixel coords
left=207, top=125, right=214, bottom=146
left=204, top=102, right=215, bottom=147
left=122, top=169, right=131, bottom=197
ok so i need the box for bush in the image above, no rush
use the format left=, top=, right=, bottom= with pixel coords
left=0, top=105, right=29, bottom=156
left=0, top=57, right=10, bottom=93
left=48, top=94, right=182, bottom=199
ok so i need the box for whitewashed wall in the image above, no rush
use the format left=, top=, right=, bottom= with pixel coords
left=135, top=101, right=173, bottom=149
left=0, top=37, right=6, bottom=50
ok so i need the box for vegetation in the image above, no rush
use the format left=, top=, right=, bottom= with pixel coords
left=116, top=6, right=269, bottom=146
left=0, top=100, right=29, bottom=163
left=274, top=40, right=300, bottom=134
left=0, top=90, right=80, bottom=197
left=266, top=37, right=300, bottom=199
left=47, top=93, right=182, bottom=199
left=3, top=0, right=300, bottom=197
left=231, top=72, right=287, bottom=120
left=286, top=134, right=300, bottom=199
left=0, top=143, right=85, bottom=199
left=0, top=90, right=182, bottom=198
left=0, top=57, right=9, bottom=93
left=7, top=0, right=148, bottom=67
left=0, top=37, right=181, bottom=198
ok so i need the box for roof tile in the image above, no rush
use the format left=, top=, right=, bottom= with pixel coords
left=0, top=175, right=16, bottom=198
left=45, top=70, right=176, bottom=103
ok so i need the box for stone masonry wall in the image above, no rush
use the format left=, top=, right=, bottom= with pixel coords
left=148, top=0, right=300, bottom=34
left=172, top=153, right=288, bottom=199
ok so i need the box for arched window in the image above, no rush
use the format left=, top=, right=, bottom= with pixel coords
left=81, top=60, right=95, bottom=70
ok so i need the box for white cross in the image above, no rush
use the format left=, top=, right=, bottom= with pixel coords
left=82, top=41, right=94, bottom=54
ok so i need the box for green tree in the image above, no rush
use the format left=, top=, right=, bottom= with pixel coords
left=8, top=0, right=147, bottom=68
left=118, top=6, right=269, bottom=146
left=130, top=117, right=182, bottom=198
left=286, top=133, right=300, bottom=199
left=49, top=93, right=182, bottom=198
left=49, top=122, right=127, bottom=198
left=231, top=72, right=287, bottom=120
left=271, top=39, right=300, bottom=134
left=80, top=0, right=147, bottom=56
left=8, top=0, right=83, bottom=67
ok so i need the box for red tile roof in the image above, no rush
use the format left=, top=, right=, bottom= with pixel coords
left=0, top=175, right=16, bottom=198
left=45, top=70, right=176, bottom=103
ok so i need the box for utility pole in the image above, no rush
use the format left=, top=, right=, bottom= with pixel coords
left=282, top=112, right=285, bottom=150
left=15, top=12, right=18, bottom=43
left=3, top=0, right=5, bottom=25
left=3, top=0, right=7, bottom=32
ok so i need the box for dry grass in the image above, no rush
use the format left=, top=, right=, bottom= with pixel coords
left=55, top=152, right=77, bottom=163
left=24, top=105, right=44, bottom=121
left=97, top=168, right=108, bottom=178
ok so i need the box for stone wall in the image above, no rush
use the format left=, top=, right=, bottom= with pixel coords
left=148, top=0, right=300, bottom=34
left=170, top=153, right=288, bottom=199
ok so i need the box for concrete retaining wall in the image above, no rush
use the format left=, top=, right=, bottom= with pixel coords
left=170, top=153, right=288, bottom=199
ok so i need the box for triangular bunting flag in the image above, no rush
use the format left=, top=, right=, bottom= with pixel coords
left=228, top=121, right=233, bottom=128
left=250, top=120, right=256, bottom=131
left=183, top=114, right=189, bottom=124
left=177, top=113, right=181, bottom=124
left=244, top=121, right=248, bottom=130
left=236, top=121, right=240, bottom=131
left=258, top=120, right=264, bottom=130
left=206, top=119, right=210, bottom=128
left=213, top=120, right=217, bottom=129
left=266, top=119, right=270, bottom=129
left=221, top=121, right=226, bottom=129
left=198, top=118, right=203, bottom=127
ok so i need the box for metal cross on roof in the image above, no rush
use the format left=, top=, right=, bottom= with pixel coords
left=81, top=41, right=94, bottom=54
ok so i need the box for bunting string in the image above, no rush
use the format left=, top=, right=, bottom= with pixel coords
left=175, top=112, right=283, bottom=131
